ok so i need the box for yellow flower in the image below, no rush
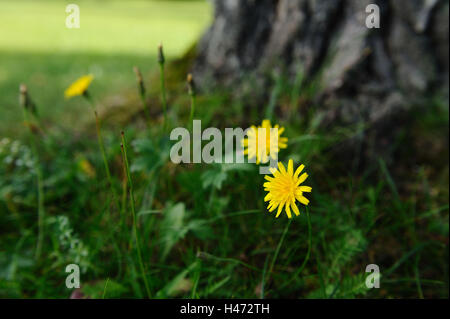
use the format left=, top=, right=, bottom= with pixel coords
left=264, top=159, right=311, bottom=219
left=78, top=158, right=96, bottom=178
left=242, top=119, right=288, bottom=164
left=65, top=74, right=94, bottom=99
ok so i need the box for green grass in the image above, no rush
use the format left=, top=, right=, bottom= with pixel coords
left=0, top=0, right=448, bottom=299
left=0, top=0, right=211, bottom=136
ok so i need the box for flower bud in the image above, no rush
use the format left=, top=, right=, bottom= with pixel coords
left=187, top=73, right=196, bottom=97
left=133, top=66, right=146, bottom=97
left=158, top=43, right=165, bottom=65
left=19, top=84, right=38, bottom=116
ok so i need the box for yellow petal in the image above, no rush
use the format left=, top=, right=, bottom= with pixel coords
left=262, top=119, right=271, bottom=128
left=276, top=202, right=284, bottom=218
left=278, top=162, right=286, bottom=174
left=298, top=195, right=310, bottom=205
left=294, top=164, right=305, bottom=179
left=287, top=159, right=294, bottom=176
left=291, top=199, right=300, bottom=216
left=269, top=202, right=277, bottom=212
left=296, top=172, right=308, bottom=185
left=285, top=202, right=292, bottom=219
left=299, top=186, right=312, bottom=192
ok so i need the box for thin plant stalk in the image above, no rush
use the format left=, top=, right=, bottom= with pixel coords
left=139, top=95, right=151, bottom=126
left=262, top=218, right=292, bottom=296
left=27, top=114, right=45, bottom=259
left=187, top=73, right=197, bottom=130
left=260, top=255, right=270, bottom=299
left=34, top=146, right=45, bottom=259
left=94, top=111, right=120, bottom=211
left=83, top=93, right=120, bottom=211
left=190, top=261, right=201, bottom=299
left=159, top=64, right=168, bottom=132
left=133, top=66, right=151, bottom=125
left=121, top=131, right=151, bottom=298
left=189, top=94, right=196, bottom=130
left=102, top=278, right=110, bottom=299
left=20, top=85, right=45, bottom=259
left=293, top=207, right=312, bottom=276
left=279, top=207, right=312, bottom=290
left=121, top=163, right=128, bottom=225
left=158, top=44, right=168, bottom=133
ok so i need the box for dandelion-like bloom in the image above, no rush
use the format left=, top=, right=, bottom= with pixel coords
left=242, top=119, right=288, bottom=164
left=264, top=159, right=312, bottom=218
left=64, top=74, right=94, bottom=99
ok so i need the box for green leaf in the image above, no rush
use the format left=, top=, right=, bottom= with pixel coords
left=201, top=167, right=227, bottom=190
left=131, top=137, right=168, bottom=173
left=161, top=203, right=188, bottom=261
left=156, top=262, right=197, bottom=298
left=186, top=219, right=214, bottom=240
left=328, top=229, right=367, bottom=278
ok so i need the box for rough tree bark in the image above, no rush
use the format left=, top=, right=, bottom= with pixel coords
left=194, top=0, right=448, bottom=128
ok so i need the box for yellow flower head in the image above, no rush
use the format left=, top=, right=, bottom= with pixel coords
left=264, top=159, right=312, bottom=219
left=65, top=74, right=94, bottom=99
left=78, top=158, right=96, bottom=178
left=242, top=119, right=288, bottom=164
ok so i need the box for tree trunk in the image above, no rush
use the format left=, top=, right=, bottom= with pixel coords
left=194, top=0, right=448, bottom=127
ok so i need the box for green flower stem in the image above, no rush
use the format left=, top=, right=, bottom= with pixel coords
left=189, top=93, right=196, bottom=131
left=133, top=66, right=151, bottom=126
left=22, top=109, right=45, bottom=259
left=102, top=278, right=110, bottom=299
left=35, top=155, right=45, bottom=259
left=83, top=93, right=120, bottom=211
left=262, top=218, right=292, bottom=296
left=94, top=111, right=121, bottom=211
left=139, top=94, right=151, bottom=126
left=121, top=163, right=128, bottom=227
left=293, top=207, right=312, bottom=275
left=121, top=131, right=152, bottom=299
left=159, top=63, right=168, bottom=133
left=279, top=207, right=312, bottom=290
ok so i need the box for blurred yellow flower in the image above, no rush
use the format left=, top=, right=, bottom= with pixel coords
left=242, top=119, right=288, bottom=164
left=264, top=159, right=311, bottom=219
left=65, top=74, right=94, bottom=99
left=78, top=158, right=96, bottom=178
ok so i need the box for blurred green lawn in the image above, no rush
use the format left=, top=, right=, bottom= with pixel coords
left=0, top=0, right=211, bottom=136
